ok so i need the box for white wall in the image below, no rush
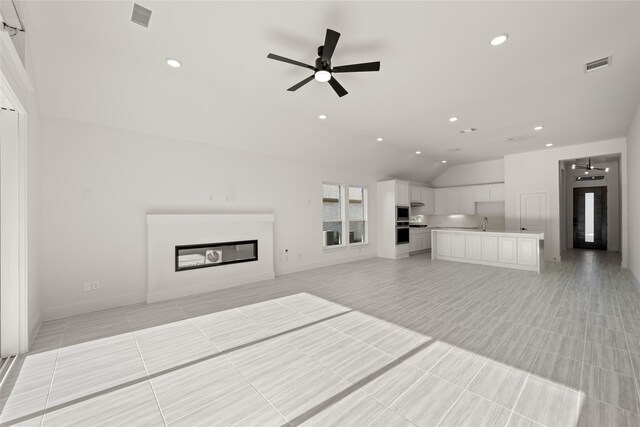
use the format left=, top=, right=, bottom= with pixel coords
left=1, top=14, right=42, bottom=343
left=430, top=159, right=504, bottom=188
left=504, top=138, right=627, bottom=264
left=562, top=160, right=621, bottom=252
left=40, top=117, right=381, bottom=320
left=627, top=102, right=640, bottom=282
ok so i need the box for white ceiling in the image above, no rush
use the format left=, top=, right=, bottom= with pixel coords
left=21, top=1, right=640, bottom=182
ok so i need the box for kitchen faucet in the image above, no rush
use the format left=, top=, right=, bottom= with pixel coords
left=482, top=217, right=488, bottom=232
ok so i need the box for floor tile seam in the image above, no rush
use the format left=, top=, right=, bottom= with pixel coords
left=283, top=319, right=454, bottom=424
left=123, top=309, right=169, bottom=427
left=179, top=301, right=291, bottom=426
left=432, top=356, right=493, bottom=427
left=38, top=313, right=68, bottom=427
left=608, top=260, right=640, bottom=412
left=507, top=256, right=579, bottom=427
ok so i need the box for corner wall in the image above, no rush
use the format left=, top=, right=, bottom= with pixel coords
left=40, top=117, right=381, bottom=320
left=504, top=138, right=628, bottom=264
left=627, top=102, right=640, bottom=282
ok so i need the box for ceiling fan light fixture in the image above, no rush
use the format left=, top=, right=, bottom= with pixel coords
left=314, top=70, right=332, bottom=82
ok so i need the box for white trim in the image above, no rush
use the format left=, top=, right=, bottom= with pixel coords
left=0, top=70, right=29, bottom=356
left=0, top=20, right=33, bottom=92
left=276, top=253, right=376, bottom=276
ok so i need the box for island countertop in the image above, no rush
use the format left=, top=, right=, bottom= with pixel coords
left=431, top=228, right=544, bottom=273
left=431, top=228, right=544, bottom=240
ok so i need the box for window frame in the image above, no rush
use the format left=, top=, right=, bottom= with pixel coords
left=347, top=185, right=369, bottom=247
left=321, top=182, right=369, bottom=250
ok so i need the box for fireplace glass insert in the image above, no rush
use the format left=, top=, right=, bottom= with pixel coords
left=175, top=240, right=258, bottom=271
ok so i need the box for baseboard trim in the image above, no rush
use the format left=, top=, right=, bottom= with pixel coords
left=276, top=253, right=376, bottom=276
left=29, top=317, right=42, bottom=348
left=42, top=292, right=146, bottom=321
left=146, top=271, right=275, bottom=303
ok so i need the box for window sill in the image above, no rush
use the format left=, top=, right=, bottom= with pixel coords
left=349, top=242, right=369, bottom=248
left=323, top=245, right=346, bottom=251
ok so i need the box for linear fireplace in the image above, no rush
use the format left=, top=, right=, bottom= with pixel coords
left=175, top=239, right=258, bottom=272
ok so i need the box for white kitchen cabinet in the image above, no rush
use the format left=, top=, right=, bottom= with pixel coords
left=410, top=185, right=421, bottom=203
left=474, top=185, right=491, bottom=202
left=434, top=189, right=447, bottom=215
left=437, top=232, right=451, bottom=257
left=465, top=235, right=482, bottom=260
left=396, top=181, right=410, bottom=206
left=459, top=187, right=475, bottom=215
left=490, top=184, right=505, bottom=202
left=446, top=188, right=460, bottom=214
left=425, top=231, right=432, bottom=249
left=450, top=234, right=465, bottom=258
left=409, top=228, right=431, bottom=253
left=498, top=237, right=518, bottom=264
left=421, top=188, right=434, bottom=214
left=482, top=236, right=498, bottom=261
left=518, top=238, right=538, bottom=266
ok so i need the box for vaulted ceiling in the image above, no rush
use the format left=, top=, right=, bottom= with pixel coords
left=21, top=1, right=640, bottom=182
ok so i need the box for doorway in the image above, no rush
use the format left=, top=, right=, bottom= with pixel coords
left=573, top=187, right=607, bottom=250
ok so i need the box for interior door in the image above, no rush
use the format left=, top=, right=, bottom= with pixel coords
left=519, top=193, right=546, bottom=234
left=573, top=187, right=607, bottom=250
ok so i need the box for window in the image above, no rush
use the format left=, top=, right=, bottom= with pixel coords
left=323, top=183, right=343, bottom=247
left=322, top=183, right=368, bottom=248
left=348, top=186, right=367, bottom=244
left=585, top=192, right=595, bottom=243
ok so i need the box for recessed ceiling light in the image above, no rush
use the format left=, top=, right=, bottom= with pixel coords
left=605, top=167, right=610, bottom=172
left=376, top=137, right=384, bottom=142
left=441, top=160, right=447, bottom=164
left=166, top=58, right=181, bottom=68
left=318, top=114, right=327, bottom=120
left=449, top=117, right=458, bottom=122
left=415, top=151, right=421, bottom=155
left=545, top=143, right=553, bottom=147
left=534, top=125, right=544, bottom=131
left=490, top=33, right=509, bottom=46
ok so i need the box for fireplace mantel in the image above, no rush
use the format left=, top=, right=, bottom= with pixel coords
left=146, top=213, right=275, bottom=303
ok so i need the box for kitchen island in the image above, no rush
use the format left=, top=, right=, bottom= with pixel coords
left=431, top=229, right=544, bottom=273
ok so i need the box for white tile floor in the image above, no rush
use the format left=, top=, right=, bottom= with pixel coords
left=2, top=250, right=640, bottom=426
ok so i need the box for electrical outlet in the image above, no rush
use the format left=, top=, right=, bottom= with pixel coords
left=83, top=282, right=91, bottom=292
left=92, top=281, right=100, bottom=290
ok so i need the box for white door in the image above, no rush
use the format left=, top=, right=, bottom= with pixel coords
left=519, top=193, right=546, bottom=234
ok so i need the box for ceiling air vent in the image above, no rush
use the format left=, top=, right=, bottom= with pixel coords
left=459, top=128, right=477, bottom=134
left=131, top=3, right=152, bottom=28
left=584, top=56, right=611, bottom=73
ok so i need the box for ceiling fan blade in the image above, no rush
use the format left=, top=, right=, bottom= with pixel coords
left=332, top=61, right=381, bottom=73
left=328, top=77, right=348, bottom=97
left=287, top=75, right=315, bottom=92
left=322, top=29, right=341, bottom=61
left=267, top=53, right=315, bottom=71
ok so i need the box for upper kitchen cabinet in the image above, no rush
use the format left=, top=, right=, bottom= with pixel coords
left=446, top=188, right=460, bottom=214
left=474, top=184, right=505, bottom=202
left=396, top=181, right=410, bottom=206
left=410, top=185, right=421, bottom=203
left=421, top=187, right=434, bottom=215
left=434, top=188, right=447, bottom=215
left=459, top=187, right=475, bottom=214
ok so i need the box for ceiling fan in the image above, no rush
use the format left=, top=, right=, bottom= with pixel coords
left=571, top=158, right=610, bottom=174
left=267, top=29, right=381, bottom=97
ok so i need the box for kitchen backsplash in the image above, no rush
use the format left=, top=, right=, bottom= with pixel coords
left=421, top=201, right=506, bottom=230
